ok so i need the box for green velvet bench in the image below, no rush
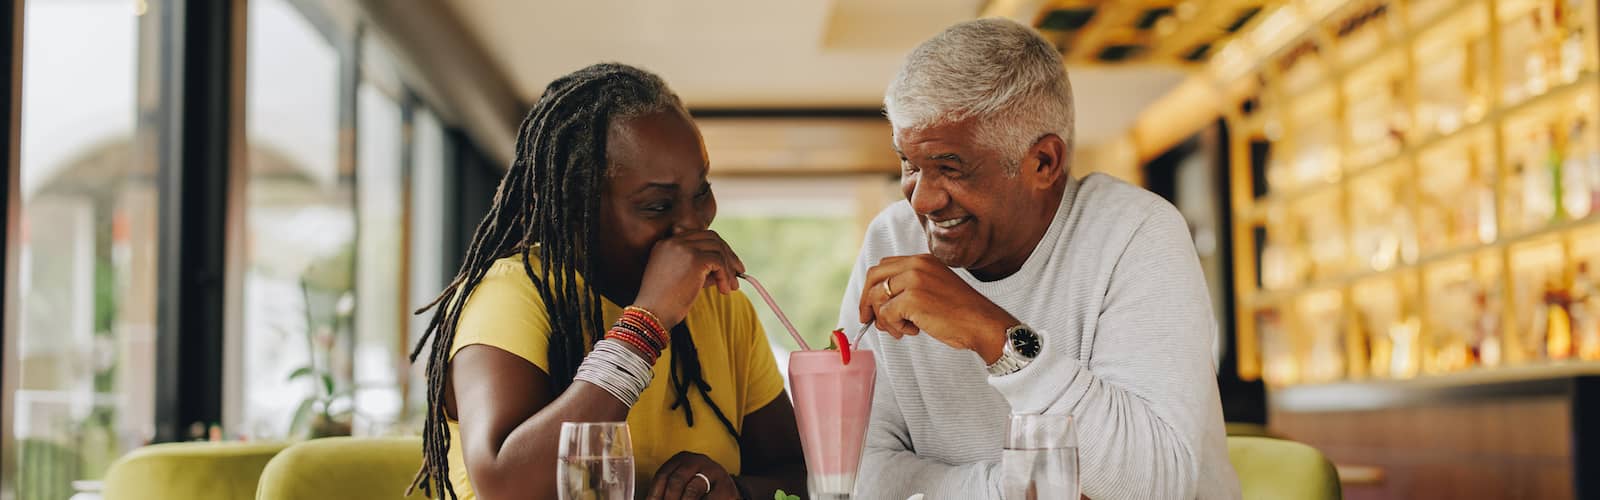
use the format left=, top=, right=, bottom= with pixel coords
left=255, top=436, right=422, bottom=500
left=1228, top=436, right=1341, bottom=500
left=103, top=441, right=290, bottom=500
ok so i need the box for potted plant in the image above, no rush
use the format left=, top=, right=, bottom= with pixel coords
left=287, top=264, right=356, bottom=438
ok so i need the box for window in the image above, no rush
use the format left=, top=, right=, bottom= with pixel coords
left=710, top=176, right=896, bottom=372
left=404, top=109, right=448, bottom=426
left=15, top=0, right=157, bottom=497
left=352, top=80, right=405, bottom=434
left=9, top=3, right=480, bottom=495
left=240, top=0, right=346, bottom=440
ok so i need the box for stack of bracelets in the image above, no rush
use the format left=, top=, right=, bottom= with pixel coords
left=609, top=306, right=669, bottom=363
left=573, top=306, right=670, bottom=406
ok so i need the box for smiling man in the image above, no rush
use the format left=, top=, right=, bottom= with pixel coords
left=840, top=19, right=1241, bottom=500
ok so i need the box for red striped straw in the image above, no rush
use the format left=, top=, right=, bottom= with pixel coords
left=737, top=274, right=812, bottom=351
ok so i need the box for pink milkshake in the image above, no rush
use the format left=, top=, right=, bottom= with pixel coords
left=788, top=349, right=876, bottom=500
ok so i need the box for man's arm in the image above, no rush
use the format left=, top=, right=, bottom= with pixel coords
left=840, top=238, right=1003, bottom=500
left=987, top=205, right=1219, bottom=500
left=852, top=327, right=1002, bottom=499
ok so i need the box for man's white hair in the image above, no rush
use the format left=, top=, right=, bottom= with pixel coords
left=885, top=18, right=1075, bottom=173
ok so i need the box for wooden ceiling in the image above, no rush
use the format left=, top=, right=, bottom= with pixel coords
left=1032, top=0, right=1286, bottom=66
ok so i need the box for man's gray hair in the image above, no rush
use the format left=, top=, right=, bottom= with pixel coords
left=885, top=18, right=1075, bottom=173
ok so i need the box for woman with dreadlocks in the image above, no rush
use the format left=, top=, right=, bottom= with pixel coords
left=409, top=63, right=805, bottom=500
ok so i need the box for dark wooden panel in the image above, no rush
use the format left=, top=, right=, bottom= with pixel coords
left=1272, top=395, right=1574, bottom=500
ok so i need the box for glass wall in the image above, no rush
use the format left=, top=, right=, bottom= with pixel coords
left=15, top=1, right=158, bottom=497
left=710, top=176, right=897, bottom=370
left=241, top=0, right=348, bottom=440
left=5, top=0, right=474, bottom=496
left=405, top=109, right=448, bottom=425
left=352, top=79, right=405, bottom=435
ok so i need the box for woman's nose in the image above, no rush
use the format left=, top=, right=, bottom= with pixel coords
left=672, top=211, right=707, bottom=235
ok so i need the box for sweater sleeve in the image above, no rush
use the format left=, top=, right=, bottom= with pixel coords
left=986, top=203, right=1219, bottom=500
left=856, top=348, right=1003, bottom=499
left=840, top=237, right=1004, bottom=500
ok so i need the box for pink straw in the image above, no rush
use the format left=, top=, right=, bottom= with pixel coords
left=737, top=274, right=812, bottom=351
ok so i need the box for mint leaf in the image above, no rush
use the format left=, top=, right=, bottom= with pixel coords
left=774, top=489, right=801, bottom=500
left=826, top=328, right=843, bottom=350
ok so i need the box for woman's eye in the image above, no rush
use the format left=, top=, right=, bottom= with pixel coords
left=643, top=202, right=671, bottom=213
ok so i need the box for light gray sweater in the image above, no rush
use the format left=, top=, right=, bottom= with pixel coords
left=839, top=174, right=1240, bottom=500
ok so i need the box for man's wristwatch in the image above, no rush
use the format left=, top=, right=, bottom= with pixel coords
left=986, top=324, right=1041, bottom=377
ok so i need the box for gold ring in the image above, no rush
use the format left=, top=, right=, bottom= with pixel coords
left=694, top=472, right=712, bottom=491
left=883, top=278, right=893, bottom=296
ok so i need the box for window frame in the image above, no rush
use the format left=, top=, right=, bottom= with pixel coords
left=0, top=0, right=486, bottom=491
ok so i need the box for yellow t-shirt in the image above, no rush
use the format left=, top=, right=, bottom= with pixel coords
left=444, top=253, right=785, bottom=499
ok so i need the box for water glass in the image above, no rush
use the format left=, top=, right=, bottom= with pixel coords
left=557, top=422, right=635, bottom=500
left=1001, top=413, right=1079, bottom=500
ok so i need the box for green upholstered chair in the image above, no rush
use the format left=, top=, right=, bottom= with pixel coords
left=1224, top=422, right=1273, bottom=438
left=255, top=436, right=422, bottom=500
left=1227, top=436, right=1342, bottom=500
left=102, top=441, right=290, bottom=500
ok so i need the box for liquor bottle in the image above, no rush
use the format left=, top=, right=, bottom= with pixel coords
left=1573, top=261, right=1600, bottom=360
left=1561, top=27, right=1585, bottom=83
left=1523, top=271, right=1551, bottom=361
left=1550, top=126, right=1568, bottom=222
left=1580, top=117, right=1600, bottom=213
left=1558, top=0, right=1586, bottom=82
left=1475, top=147, right=1499, bottom=243
left=1563, top=119, right=1592, bottom=218
left=1504, top=21, right=1529, bottom=103
left=1259, top=310, right=1296, bottom=385
left=1523, top=129, right=1556, bottom=227
left=1541, top=270, right=1575, bottom=360
left=1525, top=14, right=1550, bottom=98
left=1475, top=284, right=1504, bottom=367
left=1465, top=37, right=1491, bottom=124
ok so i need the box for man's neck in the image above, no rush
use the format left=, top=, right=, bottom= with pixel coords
left=968, top=187, right=1065, bottom=282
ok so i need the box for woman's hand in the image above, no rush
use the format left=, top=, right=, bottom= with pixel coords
left=634, top=229, right=745, bottom=327
left=647, top=451, right=740, bottom=500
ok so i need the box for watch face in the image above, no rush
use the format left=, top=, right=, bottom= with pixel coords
left=1010, top=327, right=1041, bottom=358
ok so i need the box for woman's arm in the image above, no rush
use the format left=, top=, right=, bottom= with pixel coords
left=730, top=394, right=807, bottom=498
left=449, top=345, right=632, bottom=500
left=454, top=229, right=745, bottom=499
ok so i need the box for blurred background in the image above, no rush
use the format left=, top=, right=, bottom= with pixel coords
left=1, top=0, right=1598, bottom=499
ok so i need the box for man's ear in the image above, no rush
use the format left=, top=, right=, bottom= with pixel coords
left=1021, top=133, right=1067, bottom=188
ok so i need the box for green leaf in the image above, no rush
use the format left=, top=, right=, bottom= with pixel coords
left=773, top=490, right=800, bottom=500
left=328, top=387, right=356, bottom=402
left=288, top=398, right=315, bottom=437
left=320, top=373, right=335, bottom=397
left=286, top=366, right=314, bottom=382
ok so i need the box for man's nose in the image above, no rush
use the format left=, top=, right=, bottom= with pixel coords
left=908, top=174, right=948, bottom=215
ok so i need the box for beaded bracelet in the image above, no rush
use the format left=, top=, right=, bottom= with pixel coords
left=624, top=305, right=666, bottom=333
left=614, top=320, right=666, bottom=352
left=620, top=306, right=669, bottom=349
left=605, top=327, right=659, bottom=364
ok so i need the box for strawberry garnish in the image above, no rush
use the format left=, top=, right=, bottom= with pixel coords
left=831, top=328, right=852, bottom=365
